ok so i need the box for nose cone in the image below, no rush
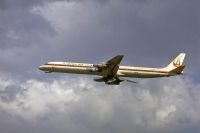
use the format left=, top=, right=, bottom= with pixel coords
left=39, top=65, right=45, bottom=71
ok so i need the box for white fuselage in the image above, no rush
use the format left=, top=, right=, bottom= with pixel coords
left=39, top=62, right=172, bottom=78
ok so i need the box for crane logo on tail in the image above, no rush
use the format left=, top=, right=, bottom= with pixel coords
left=173, top=59, right=181, bottom=67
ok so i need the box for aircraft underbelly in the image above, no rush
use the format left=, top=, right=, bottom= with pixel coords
left=51, top=67, right=167, bottom=78
left=118, top=71, right=167, bottom=78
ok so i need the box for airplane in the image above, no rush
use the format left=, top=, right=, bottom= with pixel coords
left=39, top=53, right=186, bottom=85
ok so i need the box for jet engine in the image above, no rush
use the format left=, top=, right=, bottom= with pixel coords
left=87, top=67, right=99, bottom=72
left=105, top=78, right=123, bottom=85
left=93, top=63, right=108, bottom=72
left=93, top=64, right=107, bottom=68
left=94, top=76, right=123, bottom=85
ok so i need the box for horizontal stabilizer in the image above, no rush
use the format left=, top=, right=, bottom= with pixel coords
left=170, top=65, right=185, bottom=74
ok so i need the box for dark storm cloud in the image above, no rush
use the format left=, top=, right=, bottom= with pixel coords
left=0, top=0, right=56, bottom=76
left=0, top=0, right=73, bottom=9
left=34, top=0, right=199, bottom=65
left=0, top=0, right=199, bottom=76
left=0, top=0, right=48, bottom=9
left=0, top=9, right=55, bottom=49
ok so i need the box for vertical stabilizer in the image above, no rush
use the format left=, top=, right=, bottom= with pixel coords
left=165, top=53, right=186, bottom=72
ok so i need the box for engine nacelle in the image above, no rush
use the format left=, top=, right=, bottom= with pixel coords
left=105, top=78, right=123, bottom=85
left=94, top=76, right=123, bottom=85
left=93, top=64, right=107, bottom=68
left=106, top=80, right=120, bottom=85
left=87, top=67, right=99, bottom=72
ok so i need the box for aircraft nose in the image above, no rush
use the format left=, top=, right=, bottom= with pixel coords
left=39, top=65, right=45, bottom=71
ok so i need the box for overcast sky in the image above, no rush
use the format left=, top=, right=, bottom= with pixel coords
left=0, top=0, right=200, bottom=133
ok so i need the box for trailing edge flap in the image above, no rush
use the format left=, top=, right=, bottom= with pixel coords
left=170, top=65, right=185, bottom=74
left=104, top=55, right=123, bottom=76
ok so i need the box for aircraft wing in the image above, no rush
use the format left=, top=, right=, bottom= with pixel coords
left=103, top=55, right=123, bottom=76
left=93, top=55, right=123, bottom=85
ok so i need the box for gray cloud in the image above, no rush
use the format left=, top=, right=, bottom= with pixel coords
left=0, top=73, right=200, bottom=133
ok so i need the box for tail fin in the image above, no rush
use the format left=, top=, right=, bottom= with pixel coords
left=164, top=53, right=186, bottom=72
